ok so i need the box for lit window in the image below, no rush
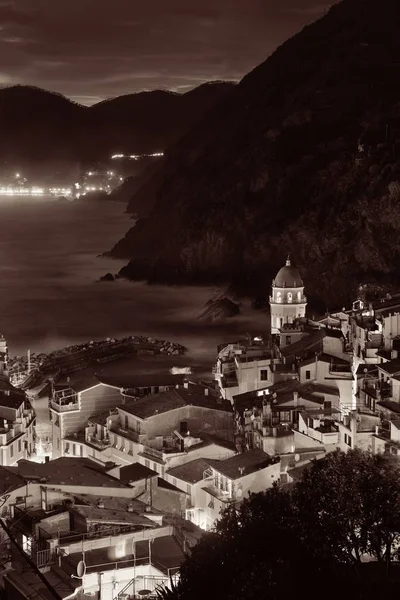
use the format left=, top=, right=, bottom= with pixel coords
left=276, top=292, right=282, bottom=303
left=297, top=291, right=302, bottom=301
left=287, top=292, right=293, bottom=303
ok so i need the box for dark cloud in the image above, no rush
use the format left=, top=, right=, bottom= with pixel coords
left=0, top=0, right=332, bottom=104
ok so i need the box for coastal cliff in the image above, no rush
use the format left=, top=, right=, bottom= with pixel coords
left=109, top=0, right=400, bottom=308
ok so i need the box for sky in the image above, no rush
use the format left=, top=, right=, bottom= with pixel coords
left=0, top=0, right=332, bottom=105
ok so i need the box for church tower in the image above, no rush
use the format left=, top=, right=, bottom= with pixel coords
left=270, top=256, right=307, bottom=334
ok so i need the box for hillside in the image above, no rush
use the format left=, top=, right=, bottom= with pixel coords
left=0, top=82, right=235, bottom=172
left=109, top=0, right=400, bottom=308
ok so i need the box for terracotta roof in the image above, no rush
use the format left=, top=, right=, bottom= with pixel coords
left=0, top=466, right=26, bottom=495
left=0, top=378, right=26, bottom=410
left=97, top=373, right=186, bottom=389
left=157, top=477, right=187, bottom=493
left=280, top=331, right=324, bottom=359
left=377, top=400, right=400, bottom=415
left=12, top=457, right=131, bottom=488
left=121, top=384, right=232, bottom=419
left=167, top=458, right=213, bottom=484
left=119, top=463, right=158, bottom=483
left=378, top=359, right=400, bottom=375
left=209, top=449, right=277, bottom=480
left=71, top=504, right=156, bottom=526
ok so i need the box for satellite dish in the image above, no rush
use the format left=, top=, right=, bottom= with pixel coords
left=294, top=454, right=300, bottom=462
left=76, top=560, right=86, bottom=578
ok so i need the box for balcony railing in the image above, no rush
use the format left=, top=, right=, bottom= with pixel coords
left=50, top=399, right=79, bottom=412
left=110, top=424, right=140, bottom=443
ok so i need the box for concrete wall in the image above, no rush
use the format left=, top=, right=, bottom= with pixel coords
left=234, top=462, right=280, bottom=498
left=259, top=433, right=295, bottom=455
left=119, top=405, right=233, bottom=443
left=152, top=484, right=187, bottom=516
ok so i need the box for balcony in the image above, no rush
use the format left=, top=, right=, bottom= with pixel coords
left=86, top=433, right=111, bottom=450
left=110, top=424, right=139, bottom=443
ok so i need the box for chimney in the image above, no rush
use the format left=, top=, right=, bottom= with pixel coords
left=97, top=499, right=105, bottom=509
left=183, top=381, right=189, bottom=389
left=293, top=391, right=299, bottom=406
left=272, top=427, right=278, bottom=437
left=204, top=388, right=209, bottom=396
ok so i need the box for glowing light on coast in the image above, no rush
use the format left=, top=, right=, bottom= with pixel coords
left=111, top=152, right=164, bottom=160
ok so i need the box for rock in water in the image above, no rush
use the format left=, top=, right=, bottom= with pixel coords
left=198, top=298, right=240, bottom=322
left=99, top=273, right=115, bottom=282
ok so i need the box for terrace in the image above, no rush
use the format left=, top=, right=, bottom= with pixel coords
left=51, top=387, right=79, bottom=412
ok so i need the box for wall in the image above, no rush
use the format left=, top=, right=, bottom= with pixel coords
left=293, top=430, right=325, bottom=451
left=83, top=563, right=172, bottom=600
left=321, top=336, right=346, bottom=359
left=151, top=484, right=187, bottom=516
left=234, top=461, right=280, bottom=498
left=63, top=385, right=122, bottom=438
left=121, top=405, right=233, bottom=443
left=37, top=511, right=70, bottom=537
left=391, top=422, right=400, bottom=443
left=258, top=433, right=295, bottom=455
left=60, top=524, right=174, bottom=555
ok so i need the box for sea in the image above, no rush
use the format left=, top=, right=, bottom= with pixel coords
left=0, top=196, right=266, bottom=379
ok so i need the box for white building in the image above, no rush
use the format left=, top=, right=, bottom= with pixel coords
left=270, top=256, right=307, bottom=334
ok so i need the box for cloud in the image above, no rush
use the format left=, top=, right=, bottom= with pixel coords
left=0, top=0, right=333, bottom=104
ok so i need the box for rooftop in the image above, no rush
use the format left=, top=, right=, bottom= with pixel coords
left=378, top=359, right=400, bottom=376
left=167, top=458, right=213, bottom=484
left=377, top=400, right=400, bottom=415
left=56, top=372, right=101, bottom=393
left=121, top=384, right=232, bottom=419
left=10, top=457, right=131, bottom=488
left=209, top=449, right=277, bottom=480
left=71, top=504, right=156, bottom=527
left=0, top=378, right=26, bottom=410
left=97, top=373, right=186, bottom=389
left=0, top=465, right=26, bottom=495
left=119, top=462, right=158, bottom=483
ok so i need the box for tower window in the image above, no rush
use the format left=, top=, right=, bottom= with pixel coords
left=287, top=292, right=293, bottom=303
left=297, top=291, right=302, bottom=302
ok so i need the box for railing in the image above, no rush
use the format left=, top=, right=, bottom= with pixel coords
left=114, top=574, right=180, bottom=600
left=110, top=424, right=139, bottom=443
left=86, top=435, right=111, bottom=449
left=50, top=399, right=79, bottom=412
left=35, top=548, right=56, bottom=568
left=57, top=524, right=148, bottom=545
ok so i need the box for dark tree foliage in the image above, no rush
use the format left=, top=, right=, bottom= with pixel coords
left=158, top=450, right=400, bottom=600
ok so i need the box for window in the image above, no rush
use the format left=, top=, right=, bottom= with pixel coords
left=286, top=336, right=291, bottom=345
left=344, top=434, right=352, bottom=447
left=276, top=292, right=282, bottom=303
left=145, top=459, right=150, bottom=468
left=280, top=411, right=291, bottom=423
left=18, top=439, right=22, bottom=453
left=72, top=443, right=76, bottom=455
left=305, top=370, right=311, bottom=380
left=297, top=291, right=302, bottom=301
left=136, top=421, right=141, bottom=433
left=10, top=444, right=13, bottom=458
left=287, top=292, right=293, bottom=303
left=260, top=369, right=269, bottom=381
left=124, top=415, right=128, bottom=429
left=187, top=484, right=191, bottom=494
left=180, top=421, right=188, bottom=435
left=323, top=401, right=332, bottom=416
left=154, top=386, right=159, bottom=394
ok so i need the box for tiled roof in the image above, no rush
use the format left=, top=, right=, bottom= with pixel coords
left=167, top=458, right=213, bottom=484
left=121, top=384, right=232, bottom=419
left=12, top=457, right=131, bottom=488
left=0, top=378, right=26, bottom=410
left=209, top=449, right=276, bottom=480
left=119, top=463, right=158, bottom=483
left=378, top=359, right=400, bottom=375
left=0, top=466, right=26, bottom=495
left=356, top=364, right=379, bottom=376
left=97, top=373, right=186, bottom=389
left=280, top=331, right=324, bottom=359
left=377, top=400, right=400, bottom=414
left=72, top=504, right=156, bottom=526
left=157, top=477, right=188, bottom=493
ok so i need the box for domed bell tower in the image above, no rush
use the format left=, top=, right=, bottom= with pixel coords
left=270, top=256, right=307, bottom=334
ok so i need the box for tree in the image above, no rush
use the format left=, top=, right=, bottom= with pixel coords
left=159, top=450, right=400, bottom=600
left=294, top=449, right=400, bottom=566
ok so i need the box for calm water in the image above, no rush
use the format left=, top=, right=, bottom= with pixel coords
left=0, top=197, right=266, bottom=373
